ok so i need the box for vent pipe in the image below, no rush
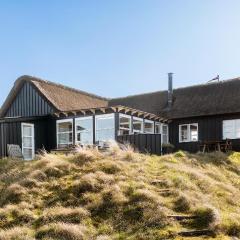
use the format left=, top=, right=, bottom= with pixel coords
left=168, top=73, right=173, bottom=108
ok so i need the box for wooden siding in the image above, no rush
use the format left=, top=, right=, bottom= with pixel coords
left=169, top=114, right=240, bottom=152
left=5, top=81, right=54, bottom=117
left=117, top=134, right=162, bottom=155
left=0, top=117, right=53, bottom=158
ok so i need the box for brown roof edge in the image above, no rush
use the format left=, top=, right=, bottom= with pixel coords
left=24, top=75, right=108, bottom=101
left=0, top=75, right=109, bottom=118
left=0, top=76, right=59, bottom=117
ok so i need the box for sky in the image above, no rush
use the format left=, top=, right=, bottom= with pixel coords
left=1, top=0, right=240, bottom=106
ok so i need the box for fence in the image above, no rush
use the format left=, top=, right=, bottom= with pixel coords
left=117, top=134, right=162, bottom=155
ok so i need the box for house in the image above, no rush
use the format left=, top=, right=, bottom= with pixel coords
left=0, top=75, right=168, bottom=160
left=1, top=74, right=240, bottom=160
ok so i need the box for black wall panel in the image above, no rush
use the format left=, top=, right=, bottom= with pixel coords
left=5, top=82, right=54, bottom=117
left=0, top=117, right=55, bottom=158
left=169, top=114, right=240, bottom=153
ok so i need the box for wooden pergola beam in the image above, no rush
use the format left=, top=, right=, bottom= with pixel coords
left=99, top=108, right=106, bottom=113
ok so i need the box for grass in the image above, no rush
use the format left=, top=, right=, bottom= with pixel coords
left=0, top=146, right=239, bottom=239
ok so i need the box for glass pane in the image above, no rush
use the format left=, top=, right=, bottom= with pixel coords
left=58, top=133, right=73, bottom=144
left=23, top=137, right=32, bottom=148
left=76, top=118, right=92, bottom=132
left=190, top=124, right=198, bottom=141
left=77, top=132, right=93, bottom=144
left=96, top=129, right=115, bottom=141
left=144, top=122, right=154, bottom=133
left=96, top=117, right=114, bottom=129
left=120, top=116, right=131, bottom=129
left=58, top=121, right=72, bottom=133
left=23, top=125, right=32, bottom=136
left=162, top=125, right=168, bottom=135
left=23, top=148, right=32, bottom=160
left=223, top=120, right=235, bottom=139
left=155, top=124, right=161, bottom=134
left=180, top=125, right=188, bottom=142
left=133, top=119, right=143, bottom=132
left=162, top=134, right=168, bottom=144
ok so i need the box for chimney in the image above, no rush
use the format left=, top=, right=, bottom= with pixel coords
left=168, top=73, right=173, bottom=108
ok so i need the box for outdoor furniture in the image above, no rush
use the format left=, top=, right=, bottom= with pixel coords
left=199, top=139, right=232, bottom=153
left=7, top=144, right=23, bottom=159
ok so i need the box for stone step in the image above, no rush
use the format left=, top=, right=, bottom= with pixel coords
left=167, top=215, right=198, bottom=221
left=178, top=229, right=214, bottom=237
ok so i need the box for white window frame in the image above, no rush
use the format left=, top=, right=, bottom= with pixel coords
left=75, top=116, right=93, bottom=145
left=179, top=123, right=198, bottom=143
left=119, top=113, right=132, bottom=135
left=56, top=119, right=73, bottom=148
left=95, top=113, right=115, bottom=142
left=21, top=123, right=35, bottom=160
left=132, top=116, right=143, bottom=134
left=161, top=123, right=169, bottom=144
left=223, top=119, right=240, bottom=139
left=144, top=119, right=154, bottom=134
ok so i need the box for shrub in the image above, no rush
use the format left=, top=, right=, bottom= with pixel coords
left=20, top=177, right=39, bottom=188
left=29, top=170, right=47, bottom=181
left=38, top=207, right=90, bottom=225
left=173, top=194, right=191, bottom=212
left=193, top=206, right=221, bottom=229
left=43, top=166, right=64, bottom=178
left=99, top=161, right=121, bottom=174
left=72, top=174, right=99, bottom=196
left=174, top=150, right=186, bottom=158
left=0, top=205, right=36, bottom=227
left=36, top=223, right=89, bottom=240
left=0, top=184, right=26, bottom=206
left=0, top=226, right=34, bottom=240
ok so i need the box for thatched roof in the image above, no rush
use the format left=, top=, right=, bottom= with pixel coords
left=0, top=75, right=108, bottom=117
left=110, top=78, right=240, bottom=119
left=2, top=75, right=240, bottom=120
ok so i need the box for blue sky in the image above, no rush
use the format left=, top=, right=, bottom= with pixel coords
left=1, top=0, right=240, bottom=105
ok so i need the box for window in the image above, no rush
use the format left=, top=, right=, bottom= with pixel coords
left=133, top=117, right=143, bottom=134
left=95, top=114, right=115, bottom=142
left=223, top=119, right=240, bottom=139
left=144, top=120, right=154, bottom=133
left=119, top=114, right=131, bottom=135
left=162, top=124, right=169, bottom=144
left=75, top=117, right=93, bottom=145
left=155, top=123, right=161, bottom=134
left=179, top=123, right=198, bottom=143
left=57, top=119, right=73, bottom=148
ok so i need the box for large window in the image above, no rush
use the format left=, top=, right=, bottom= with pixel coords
left=119, top=114, right=131, bottom=135
left=75, top=117, right=93, bottom=145
left=57, top=119, right=73, bottom=148
left=223, top=119, right=240, bottom=139
left=95, top=114, right=115, bottom=142
left=179, top=123, right=198, bottom=143
left=144, top=120, right=154, bottom=133
left=133, top=117, right=143, bottom=134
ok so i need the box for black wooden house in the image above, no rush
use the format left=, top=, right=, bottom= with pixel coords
left=1, top=74, right=240, bottom=160
left=0, top=76, right=167, bottom=159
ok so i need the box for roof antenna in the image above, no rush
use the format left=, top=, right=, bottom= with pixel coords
left=208, top=75, right=219, bottom=83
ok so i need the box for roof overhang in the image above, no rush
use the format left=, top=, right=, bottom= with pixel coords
left=52, top=105, right=169, bottom=123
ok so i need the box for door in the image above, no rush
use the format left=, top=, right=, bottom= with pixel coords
left=21, top=123, right=35, bottom=160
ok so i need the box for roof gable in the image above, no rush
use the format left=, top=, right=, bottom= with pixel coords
left=4, top=81, right=54, bottom=118
left=0, top=75, right=109, bottom=118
